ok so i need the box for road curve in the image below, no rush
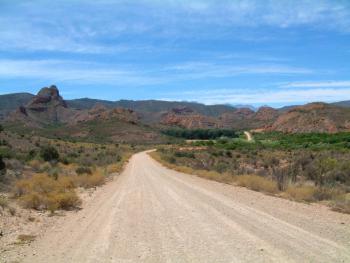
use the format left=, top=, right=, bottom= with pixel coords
left=13, top=151, right=350, bottom=262
left=244, top=131, right=253, bottom=141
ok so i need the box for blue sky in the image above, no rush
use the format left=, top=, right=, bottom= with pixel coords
left=0, top=0, right=350, bottom=107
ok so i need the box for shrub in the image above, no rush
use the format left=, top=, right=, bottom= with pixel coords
left=312, top=187, right=344, bottom=201
left=75, top=172, right=105, bottom=189
left=0, top=155, right=5, bottom=173
left=285, top=186, right=317, bottom=202
left=40, top=146, right=59, bottom=162
left=331, top=195, right=350, bottom=214
left=236, top=175, right=278, bottom=194
left=26, top=150, right=37, bottom=161
left=14, top=173, right=81, bottom=211
left=28, top=159, right=42, bottom=171
left=0, top=195, right=8, bottom=209
left=75, top=167, right=92, bottom=175
left=9, top=206, right=16, bottom=216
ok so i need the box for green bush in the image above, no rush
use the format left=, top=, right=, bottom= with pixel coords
left=0, top=155, right=5, bottom=172
left=40, top=146, right=59, bottom=162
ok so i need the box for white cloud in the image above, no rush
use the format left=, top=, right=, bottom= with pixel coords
left=0, top=59, right=314, bottom=88
left=165, top=62, right=313, bottom=79
left=0, top=59, right=161, bottom=86
left=282, top=81, right=350, bottom=88
left=163, top=87, right=350, bottom=105
left=0, top=0, right=349, bottom=54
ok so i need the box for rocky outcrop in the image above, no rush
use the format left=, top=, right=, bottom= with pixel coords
left=7, top=85, right=74, bottom=125
left=161, top=107, right=221, bottom=129
left=71, top=103, right=140, bottom=125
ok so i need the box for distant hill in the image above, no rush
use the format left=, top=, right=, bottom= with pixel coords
left=0, top=92, right=34, bottom=120
left=232, top=104, right=257, bottom=111
left=2, top=87, right=350, bottom=134
left=68, top=98, right=236, bottom=119
left=3, top=86, right=166, bottom=143
left=266, top=103, right=350, bottom=133
left=332, top=100, right=350, bottom=108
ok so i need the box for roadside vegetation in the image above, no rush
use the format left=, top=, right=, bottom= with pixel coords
left=152, top=131, right=350, bottom=214
left=0, top=125, right=141, bottom=213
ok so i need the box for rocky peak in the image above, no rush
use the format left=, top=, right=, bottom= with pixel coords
left=37, top=85, right=60, bottom=97
left=28, top=85, right=67, bottom=109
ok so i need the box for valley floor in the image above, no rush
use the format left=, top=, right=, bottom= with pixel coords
left=2, top=151, right=350, bottom=262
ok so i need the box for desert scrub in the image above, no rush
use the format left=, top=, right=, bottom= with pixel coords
left=73, top=169, right=105, bottom=189
left=75, top=166, right=92, bottom=175
left=235, top=175, right=279, bottom=194
left=285, top=185, right=345, bottom=202
left=40, top=146, right=59, bottom=162
left=13, top=173, right=81, bottom=211
left=285, top=186, right=317, bottom=202
left=331, top=195, right=350, bottom=214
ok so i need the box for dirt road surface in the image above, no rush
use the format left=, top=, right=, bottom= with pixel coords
left=5, top=151, right=350, bottom=263
left=244, top=131, right=253, bottom=141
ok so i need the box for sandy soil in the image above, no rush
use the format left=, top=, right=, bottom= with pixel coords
left=2, top=151, right=350, bottom=263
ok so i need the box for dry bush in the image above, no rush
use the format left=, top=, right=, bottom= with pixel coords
left=73, top=170, right=105, bottom=189
left=331, top=195, right=350, bottom=214
left=13, top=173, right=81, bottom=211
left=8, top=206, right=16, bottom=216
left=28, top=159, right=42, bottom=171
left=235, top=175, right=279, bottom=194
left=312, top=187, right=345, bottom=201
left=286, top=185, right=344, bottom=202
left=0, top=195, right=9, bottom=209
left=285, top=186, right=317, bottom=202
left=106, top=163, right=121, bottom=174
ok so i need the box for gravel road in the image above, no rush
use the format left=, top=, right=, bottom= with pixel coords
left=8, top=151, right=350, bottom=263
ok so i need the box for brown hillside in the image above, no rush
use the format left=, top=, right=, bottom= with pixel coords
left=268, top=103, right=350, bottom=133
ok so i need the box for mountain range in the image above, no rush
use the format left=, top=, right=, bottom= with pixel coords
left=1, top=85, right=350, bottom=143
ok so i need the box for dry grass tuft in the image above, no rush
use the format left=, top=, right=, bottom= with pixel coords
left=285, top=186, right=345, bottom=202
left=235, top=175, right=279, bottom=194
left=17, top=234, right=36, bottom=244
left=14, top=174, right=81, bottom=211
left=285, top=186, right=317, bottom=202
